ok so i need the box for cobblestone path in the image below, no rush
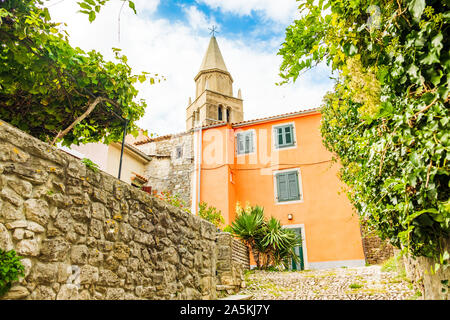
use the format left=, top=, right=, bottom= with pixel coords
left=238, top=265, right=419, bottom=300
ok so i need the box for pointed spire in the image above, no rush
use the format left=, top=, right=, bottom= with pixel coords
left=199, top=36, right=228, bottom=72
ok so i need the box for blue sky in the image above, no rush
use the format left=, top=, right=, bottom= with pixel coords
left=48, top=0, right=334, bottom=135
left=154, top=0, right=281, bottom=42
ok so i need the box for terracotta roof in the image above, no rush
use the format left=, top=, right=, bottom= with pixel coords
left=131, top=172, right=148, bottom=183
left=231, top=108, right=320, bottom=127
left=135, top=108, right=320, bottom=143
left=133, top=134, right=172, bottom=145
left=192, top=108, right=320, bottom=130
left=133, top=130, right=193, bottom=146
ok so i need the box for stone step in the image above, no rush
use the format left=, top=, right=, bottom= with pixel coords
left=219, top=294, right=253, bottom=300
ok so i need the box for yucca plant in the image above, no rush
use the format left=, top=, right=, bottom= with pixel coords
left=230, top=204, right=303, bottom=270
left=260, top=217, right=302, bottom=269
left=230, top=205, right=266, bottom=268
left=276, top=228, right=303, bottom=270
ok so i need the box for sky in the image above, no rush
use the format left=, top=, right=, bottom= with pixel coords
left=47, top=0, right=334, bottom=136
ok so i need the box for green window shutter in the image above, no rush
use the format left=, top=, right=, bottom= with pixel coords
left=287, top=171, right=300, bottom=200
left=273, top=128, right=279, bottom=148
left=276, top=173, right=289, bottom=201
left=238, top=131, right=254, bottom=154
left=277, top=127, right=284, bottom=146
left=274, top=124, right=295, bottom=148
left=276, top=171, right=301, bottom=202
left=237, top=133, right=244, bottom=154
left=284, top=125, right=293, bottom=145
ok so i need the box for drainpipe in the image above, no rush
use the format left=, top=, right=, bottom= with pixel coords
left=197, top=123, right=202, bottom=215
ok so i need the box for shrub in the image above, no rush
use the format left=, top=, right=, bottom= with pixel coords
left=230, top=203, right=302, bottom=270
left=198, top=201, right=225, bottom=229
left=81, top=158, right=99, bottom=172
left=0, top=249, right=25, bottom=297
left=157, top=190, right=191, bottom=214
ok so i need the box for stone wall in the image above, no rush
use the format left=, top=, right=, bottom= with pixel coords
left=0, top=120, right=217, bottom=300
left=401, top=239, right=450, bottom=300
left=216, top=232, right=249, bottom=296
left=136, top=132, right=194, bottom=206
left=362, top=235, right=394, bottom=265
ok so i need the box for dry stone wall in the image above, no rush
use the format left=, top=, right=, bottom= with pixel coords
left=362, top=235, right=394, bottom=265
left=401, top=239, right=450, bottom=300
left=216, top=232, right=249, bottom=296
left=0, top=120, right=217, bottom=300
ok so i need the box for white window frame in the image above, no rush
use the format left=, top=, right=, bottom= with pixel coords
left=273, top=167, right=304, bottom=205
left=272, top=121, right=297, bottom=151
left=235, top=129, right=256, bottom=156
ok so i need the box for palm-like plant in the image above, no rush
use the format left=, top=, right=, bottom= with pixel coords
left=230, top=205, right=265, bottom=268
left=260, top=218, right=302, bottom=268
left=230, top=204, right=303, bottom=270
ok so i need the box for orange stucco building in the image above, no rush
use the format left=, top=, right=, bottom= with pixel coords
left=192, top=110, right=366, bottom=269
left=188, top=36, right=365, bottom=270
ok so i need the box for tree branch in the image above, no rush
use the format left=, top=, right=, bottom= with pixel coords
left=50, top=96, right=121, bottom=146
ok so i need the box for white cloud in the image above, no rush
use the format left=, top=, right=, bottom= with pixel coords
left=48, top=1, right=333, bottom=136
left=184, top=5, right=217, bottom=30
left=196, top=0, right=299, bottom=24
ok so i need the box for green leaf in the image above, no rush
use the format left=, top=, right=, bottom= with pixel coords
left=88, top=11, right=96, bottom=23
left=78, top=2, right=92, bottom=10
left=408, top=0, right=426, bottom=20
left=128, top=1, right=137, bottom=14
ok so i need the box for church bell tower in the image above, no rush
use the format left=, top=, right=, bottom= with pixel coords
left=186, top=35, right=243, bottom=130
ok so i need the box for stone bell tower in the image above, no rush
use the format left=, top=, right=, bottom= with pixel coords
left=186, top=35, right=244, bottom=130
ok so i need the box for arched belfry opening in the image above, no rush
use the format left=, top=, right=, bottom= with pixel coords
left=218, top=105, right=223, bottom=121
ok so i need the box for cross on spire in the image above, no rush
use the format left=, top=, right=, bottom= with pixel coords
left=208, top=25, right=218, bottom=37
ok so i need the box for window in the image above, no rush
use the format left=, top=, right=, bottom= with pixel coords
left=275, top=170, right=302, bottom=202
left=274, top=124, right=295, bottom=149
left=218, top=105, right=223, bottom=121
left=176, top=146, right=183, bottom=159
left=226, top=108, right=230, bottom=122
left=236, top=130, right=255, bottom=155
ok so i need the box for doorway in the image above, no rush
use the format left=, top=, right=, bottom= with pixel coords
left=290, top=227, right=304, bottom=271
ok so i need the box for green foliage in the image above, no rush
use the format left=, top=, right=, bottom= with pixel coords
left=381, top=253, right=405, bottom=273
left=76, top=0, right=137, bottom=23
left=230, top=203, right=302, bottom=269
left=156, top=190, right=191, bottom=214
left=0, top=249, right=25, bottom=297
left=349, top=283, right=363, bottom=289
left=81, top=157, right=99, bottom=172
left=222, top=225, right=233, bottom=233
left=279, top=0, right=449, bottom=266
left=198, top=201, right=225, bottom=229
left=0, top=0, right=160, bottom=147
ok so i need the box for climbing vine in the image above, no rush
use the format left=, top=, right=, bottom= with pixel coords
left=279, top=0, right=449, bottom=264
left=0, top=0, right=159, bottom=147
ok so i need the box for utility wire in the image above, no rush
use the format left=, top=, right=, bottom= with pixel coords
left=199, top=160, right=332, bottom=171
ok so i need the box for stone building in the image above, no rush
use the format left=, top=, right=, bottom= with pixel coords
left=131, top=35, right=244, bottom=208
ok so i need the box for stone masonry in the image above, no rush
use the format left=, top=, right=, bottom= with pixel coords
left=401, top=239, right=450, bottom=300
left=216, top=232, right=249, bottom=296
left=0, top=120, right=218, bottom=300
left=362, top=235, right=394, bottom=265
left=135, top=132, right=194, bottom=207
